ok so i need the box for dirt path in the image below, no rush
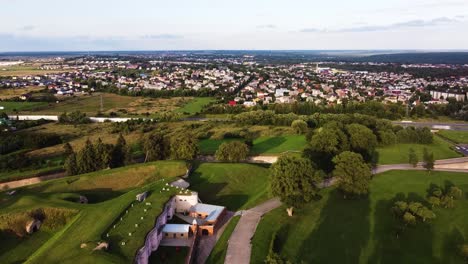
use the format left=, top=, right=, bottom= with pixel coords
left=0, top=171, right=66, bottom=190
left=224, top=198, right=282, bottom=264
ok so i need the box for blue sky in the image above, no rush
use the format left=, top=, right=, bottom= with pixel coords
left=1, top=0, right=467, bottom=51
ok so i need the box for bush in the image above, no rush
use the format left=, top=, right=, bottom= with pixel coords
left=215, top=141, right=250, bottom=162
left=291, top=120, right=308, bottom=134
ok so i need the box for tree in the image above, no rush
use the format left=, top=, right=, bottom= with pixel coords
left=270, top=155, right=321, bottom=216
left=291, top=120, right=308, bottom=134
left=332, top=151, right=372, bottom=197
left=111, top=134, right=129, bottom=167
left=422, top=148, right=435, bottom=172
left=64, top=153, right=79, bottom=176
left=448, top=186, right=463, bottom=199
left=378, top=130, right=397, bottom=146
left=143, top=131, right=167, bottom=162
left=169, top=132, right=199, bottom=160
left=63, top=142, right=74, bottom=157
left=403, top=212, right=416, bottom=225
left=345, top=124, right=377, bottom=160
left=77, top=139, right=97, bottom=174
left=459, top=244, right=468, bottom=260
left=408, top=148, right=418, bottom=167
left=304, top=127, right=348, bottom=173
left=215, top=141, right=250, bottom=162
left=427, top=196, right=440, bottom=208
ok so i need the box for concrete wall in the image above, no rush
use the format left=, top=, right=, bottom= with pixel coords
left=174, top=193, right=199, bottom=213
left=134, top=197, right=176, bottom=264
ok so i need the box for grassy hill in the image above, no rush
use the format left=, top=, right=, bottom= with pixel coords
left=0, top=161, right=187, bottom=264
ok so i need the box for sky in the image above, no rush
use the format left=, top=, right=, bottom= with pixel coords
left=0, top=0, right=468, bottom=51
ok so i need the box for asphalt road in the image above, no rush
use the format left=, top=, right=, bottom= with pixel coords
left=392, top=121, right=468, bottom=131
left=455, top=145, right=468, bottom=156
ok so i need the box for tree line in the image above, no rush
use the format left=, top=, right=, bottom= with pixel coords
left=64, top=135, right=129, bottom=176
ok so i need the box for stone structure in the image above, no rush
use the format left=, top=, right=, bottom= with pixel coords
left=134, top=197, right=176, bottom=264
left=79, top=195, right=88, bottom=204
left=93, top=242, right=109, bottom=251
left=25, top=219, right=42, bottom=234
left=136, top=192, right=148, bottom=202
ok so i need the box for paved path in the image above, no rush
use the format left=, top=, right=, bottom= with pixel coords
left=195, top=211, right=234, bottom=264
left=225, top=198, right=282, bottom=264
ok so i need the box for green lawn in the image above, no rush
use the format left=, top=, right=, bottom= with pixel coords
left=206, top=216, right=241, bottom=264
left=198, top=135, right=306, bottom=155
left=0, top=101, right=48, bottom=113
left=251, top=170, right=468, bottom=264
left=438, top=130, right=468, bottom=144
left=0, top=161, right=188, bottom=264
left=377, top=136, right=461, bottom=164
left=175, top=97, right=215, bottom=115
left=188, top=163, right=270, bottom=211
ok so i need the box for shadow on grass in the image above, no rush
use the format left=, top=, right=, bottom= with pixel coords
left=368, top=192, right=436, bottom=264
left=251, top=137, right=287, bottom=154
left=295, top=189, right=371, bottom=263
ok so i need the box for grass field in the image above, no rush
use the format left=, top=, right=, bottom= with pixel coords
left=17, top=93, right=191, bottom=116
left=175, top=97, right=215, bottom=115
left=251, top=170, right=468, bottom=264
left=377, top=136, right=461, bottom=164
left=24, top=122, right=143, bottom=158
left=0, top=161, right=188, bottom=264
left=0, top=65, right=67, bottom=77
left=188, top=163, right=270, bottom=211
left=198, top=135, right=306, bottom=155
left=438, top=130, right=468, bottom=144
left=0, top=87, right=45, bottom=100
left=206, top=216, right=241, bottom=264
left=0, top=101, right=49, bottom=112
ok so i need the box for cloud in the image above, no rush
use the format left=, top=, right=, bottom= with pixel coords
left=300, top=28, right=322, bottom=33
left=19, top=25, right=35, bottom=31
left=257, top=24, right=277, bottom=29
left=141, top=34, right=183, bottom=39
left=337, top=17, right=461, bottom=33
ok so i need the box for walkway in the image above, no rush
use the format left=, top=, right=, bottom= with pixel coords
left=225, top=198, right=282, bottom=264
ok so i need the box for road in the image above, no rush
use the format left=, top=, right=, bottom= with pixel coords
left=392, top=121, right=468, bottom=131
left=224, top=198, right=282, bottom=264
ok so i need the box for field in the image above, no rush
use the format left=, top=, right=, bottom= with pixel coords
left=251, top=170, right=468, bottom=264
left=0, top=87, right=45, bottom=100
left=377, top=136, right=461, bottom=164
left=24, top=122, right=143, bottom=158
left=206, top=216, right=241, bottom=264
left=198, top=135, right=306, bottom=155
left=0, top=65, right=67, bottom=77
left=188, top=163, right=270, bottom=211
left=438, top=130, right=468, bottom=144
left=0, top=161, right=188, bottom=264
left=0, top=101, right=49, bottom=112
left=175, top=97, right=215, bottom=115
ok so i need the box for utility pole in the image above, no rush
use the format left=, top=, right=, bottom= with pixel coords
left=100, top=94, right=104, bottom=112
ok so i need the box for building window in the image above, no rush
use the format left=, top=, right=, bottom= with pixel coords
left=165, top=233, right=168, bottom=237
left=181, top=234, right=184, bottom=237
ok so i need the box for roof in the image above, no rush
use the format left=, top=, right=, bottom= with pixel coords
left=192, top=203, right=225, bottom=222
left=162, top=224, right=190, bottom=233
